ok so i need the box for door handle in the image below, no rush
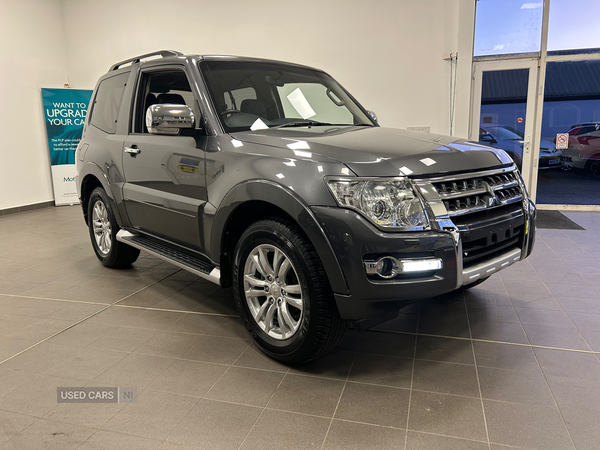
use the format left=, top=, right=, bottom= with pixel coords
left=124, top=145, right=141, bottom=156
left=519, top=136, right=530, bottom=154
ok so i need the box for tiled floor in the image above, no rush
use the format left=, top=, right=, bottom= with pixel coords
left=0, top=207, right=599, bottom=449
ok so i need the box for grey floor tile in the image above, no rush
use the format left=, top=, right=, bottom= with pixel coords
left=87, top=326, right=157, bottom=353
left=133, top=331, right=202, bottom=358
left=0, top=337, right=36, bottom=362
left=534, top=348, right=600, bottom=380
left=0, top=296, right=69, bottom=318
left=559, top=406, right=600, bottom=450
left=546, top=374, right=600, bottom=412
left=0, top=418, right=94, bottom=450
left=0, top=410, right=36, bottom=446
left=546, top=283, right=599, bottom=299
left=415, top=335, right=475, bottom=365
left=182, top=336, right=250, bottom=365
left=167, top=398, right=261, bottom=449
left=124, top=310, right=186, bottom=331
left=45, top=347, right=127, bottom=381
left=348, top=353, right=412, bottom=389
left=322, top=420, right=406, bottom=450
left=240, top=409, right=330, bottom=450
left=484, top=400, right=573, bottom=450
left=509, top=293, right=563, bottom=310
left=82, top=306, right=145, bottom=326
left=0, top=313, right=38, bottom=337
left=405, top=431, right=488, bottom=450
left=102, top=390, right=198, bottom=440
left=556, top=296, right=600, bottom=314
left=373, top=313, right=419, bottom=333
left=522, top=323, right=592, bottom=350
left=166, top=313, right=225, bottom=335
left=44, top=302, right=106, bottom=321
left=334, top=382, right=409, bottom=427
left=0, top=374, right=82, bottom=417
left=46, top=322, right=115, bottom=348
left=289, top=350, right=355, bottom=380
left=470, top=321, right=529, bottom=344
left=233, top=344, right=290, bottom=373
left=77, top=430, right=162, bottom=450
left=205, top=366, right=285, bottom=407
left=93, top=353, right=177, bottom=389
left=417, top=316, right=471, bottom=338
left=208, top=317, right=248, bottom=339
left=357, top=331, right=416, bottom=358
left=267, top=373, right=344, bottom=417
left=474, top=341, right=539, bottom=373
left=147, top=359, right=227, bottom=398
left=515, top=307, right=575, bottom=328
left=1, top=342, right=74, bottom=373
left=0, top=368, right=38, bottom=397
left=408, top=390, right=487, bottom=441
left=412, top=359, right=480, bottom=397
left=478, top=366, right=555, bottom=407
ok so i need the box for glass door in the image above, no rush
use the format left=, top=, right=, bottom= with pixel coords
left=470, top=60, right=542, bottom=194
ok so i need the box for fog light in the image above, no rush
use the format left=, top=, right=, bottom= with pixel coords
left=375, top=257, right=401, bottom=279
left=364, top=257, right=442, bottom=278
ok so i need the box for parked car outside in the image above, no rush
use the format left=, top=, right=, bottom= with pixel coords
left=479, top=125, right=561, bottom=170
left=559, top=122, right=600, bottom=178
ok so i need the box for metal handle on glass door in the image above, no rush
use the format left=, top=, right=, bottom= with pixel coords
left=518, top=136, right=530, bottom=154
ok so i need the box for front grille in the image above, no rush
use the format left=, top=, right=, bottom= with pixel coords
left=420, top=168, right=526, bottom=270
left=432, top=171, right=522, bottom=217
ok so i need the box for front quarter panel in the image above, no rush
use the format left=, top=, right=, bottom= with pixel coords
left=205, top=135, right=350, bottom=294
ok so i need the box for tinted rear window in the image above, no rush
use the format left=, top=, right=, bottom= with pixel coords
left=90, top=73, right=129, bottom=134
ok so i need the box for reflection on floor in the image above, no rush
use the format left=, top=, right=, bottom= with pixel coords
left=0, top=207, right=599, bottom=449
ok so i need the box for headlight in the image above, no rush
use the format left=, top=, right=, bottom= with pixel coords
left=327, top=178, right=428, bottom=230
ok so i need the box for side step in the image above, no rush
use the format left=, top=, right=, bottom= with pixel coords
left=117, top=230, right=220, bottom=285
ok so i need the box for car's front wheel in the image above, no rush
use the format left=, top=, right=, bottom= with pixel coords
left=232, top=219, right=347, bottom=364
left=88, top=187, right=140, bottom=268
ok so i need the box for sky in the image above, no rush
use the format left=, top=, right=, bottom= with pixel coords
left=474, top=0, right=600, bottom=56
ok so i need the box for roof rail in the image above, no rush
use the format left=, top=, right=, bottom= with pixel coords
left=109, top=50, right=183, bottom=71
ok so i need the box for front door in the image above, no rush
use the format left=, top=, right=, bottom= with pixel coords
left=121, top=67, right=207, bottom=251
left=471, top=60, right=545, bottom=197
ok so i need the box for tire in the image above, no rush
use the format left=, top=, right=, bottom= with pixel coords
left=88, top=187, right=140, bottom=268
left=232, top=219, right=348, bottom=364
left=460, top=277, right=489, bottom=290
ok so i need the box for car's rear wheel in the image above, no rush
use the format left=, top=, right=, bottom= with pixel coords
left=232, top=219, right=347, bottom=364
left=88, top=187, right=140, bottom=268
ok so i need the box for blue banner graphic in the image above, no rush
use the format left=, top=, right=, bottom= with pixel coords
left=41, top=88, right=93, bottom=166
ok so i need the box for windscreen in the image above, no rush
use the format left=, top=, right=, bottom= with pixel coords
left=200, top=60, right=374, bottom=133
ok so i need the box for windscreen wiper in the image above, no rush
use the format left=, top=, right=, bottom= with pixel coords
left=273, top=121, right=333, bottom=128
left=273, top=121, right=374, bottom=129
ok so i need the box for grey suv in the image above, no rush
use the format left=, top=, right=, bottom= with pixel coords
left=76, top=50, right=536, bottom=363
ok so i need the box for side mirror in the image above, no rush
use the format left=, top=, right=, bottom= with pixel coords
left=146, top=104, right=195, bottom=135
left=480, top=135, right=497, bottom=144
left=367, top=110, right=378, bottom=124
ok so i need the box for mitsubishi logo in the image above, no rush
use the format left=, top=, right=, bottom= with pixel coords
left=482, top=181, right=500, bottom=207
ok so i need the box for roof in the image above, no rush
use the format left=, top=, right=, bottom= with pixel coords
left=482, top=60, right=600, bottom=103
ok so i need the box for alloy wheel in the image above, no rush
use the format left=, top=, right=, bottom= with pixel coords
left=243, top=244, right=304, bottom=340
left=92, top=200, right=112, bottom=255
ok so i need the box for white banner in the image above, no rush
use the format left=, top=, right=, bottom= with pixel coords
left=50, top=165, right=79, bottom=206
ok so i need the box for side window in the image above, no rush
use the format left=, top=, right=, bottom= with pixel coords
left=90, top=73, right=129, bottom=134
left=134, top=70, right=199, bottom=134
left=223, top=87, right=257, bottom=110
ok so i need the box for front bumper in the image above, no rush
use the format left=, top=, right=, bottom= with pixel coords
left=312, top=198, right=536, bottom=321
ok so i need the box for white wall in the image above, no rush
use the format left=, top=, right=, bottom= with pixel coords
left=1, top=0, right=477, bottom=210
left=0, top=0, right=69, bottom=210
left=62, top=0, right=462, bottom=132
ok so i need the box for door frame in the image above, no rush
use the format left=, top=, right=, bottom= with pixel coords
left=470, top=59, right=540, bottom=197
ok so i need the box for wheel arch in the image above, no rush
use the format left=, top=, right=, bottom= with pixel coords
left=211, top=180, right=349, bottom=294
left=78, top=162, right=124, bottom=226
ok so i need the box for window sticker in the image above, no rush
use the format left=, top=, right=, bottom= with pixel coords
left=250, top=118, right=269, bottom=131
left=287, top=88, right=316, bottom=120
